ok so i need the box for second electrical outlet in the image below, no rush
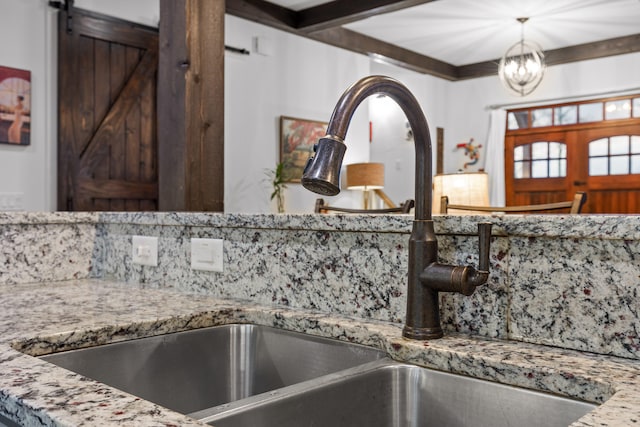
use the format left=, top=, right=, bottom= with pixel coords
left=191, top=238, right=224, bottom=272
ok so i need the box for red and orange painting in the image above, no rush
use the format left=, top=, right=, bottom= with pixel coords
left=279, top=116, right=328, bottom=182
left=0, top=66, right=31, bottom=146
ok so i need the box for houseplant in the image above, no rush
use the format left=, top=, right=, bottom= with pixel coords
left=265, top=162, right=288, bottom=213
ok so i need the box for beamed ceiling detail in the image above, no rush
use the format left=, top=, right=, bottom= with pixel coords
left=225, top=0, right=640, bottom=81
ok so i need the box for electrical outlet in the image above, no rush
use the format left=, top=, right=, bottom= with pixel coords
left=132, top=236, right=158, bottom=266
left=0, top=192, right=24, bottom=211
left=191, top=238, right=224, bottom=272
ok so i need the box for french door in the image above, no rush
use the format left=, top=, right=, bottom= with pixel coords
left=505, top=131, right=574, bottom=208
left=505, top=97, right=640, bottom=214
left=576, top=125, right=640, bottom=213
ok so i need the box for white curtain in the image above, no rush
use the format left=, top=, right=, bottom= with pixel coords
left=484, top=109, right=507, bottom=206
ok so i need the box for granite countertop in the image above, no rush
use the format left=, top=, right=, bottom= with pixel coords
left=4, top=211, right=639, bottom=240
left=1, top=279, right=640, bottom=426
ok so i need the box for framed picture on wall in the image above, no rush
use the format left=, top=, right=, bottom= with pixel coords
left=0, top=66, right=31, bottom=146
left=279, top=115, right=328, bottom=183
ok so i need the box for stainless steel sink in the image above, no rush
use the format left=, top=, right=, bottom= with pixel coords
left=203, top=360, right=597, bottom=427
left=39, top=324, right=597, bottom=426
left=39, top=324, right=386, bottom=415
left=0, top=413, right=21, bottom=427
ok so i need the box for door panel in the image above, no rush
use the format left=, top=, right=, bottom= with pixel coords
left=579, top=125, right=640, bottom=213
left=505, top=131, right=573, bottom=212
left=58, top=7, right=158, bottom=211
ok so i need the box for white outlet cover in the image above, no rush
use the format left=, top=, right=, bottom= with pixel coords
left=191, top=238, right=224, bottom=272
left=132, top=236, right=158, bottom=267
left=0, top=192, right=24, bottom=211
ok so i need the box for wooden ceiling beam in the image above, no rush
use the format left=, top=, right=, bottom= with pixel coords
left=297, top=0, right=437, bottom=33
left=225, top=0, right=297, bottom=33
left=310, top=27, right=457, bottom=80
left=545, top=33, right=640, bottom=66
left=455, top=60, right=497, bottom=80
left=457, top=33, right=640, bottom=80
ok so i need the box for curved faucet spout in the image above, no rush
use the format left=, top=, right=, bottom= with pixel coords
left=302, top=75, right=433, bottom=220
left=302, top=75, right=491, bottom=341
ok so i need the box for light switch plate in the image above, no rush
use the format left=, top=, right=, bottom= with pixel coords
left=132, top=236, right=158, bottom=266
left=191, top=238, right=224, bottom=272
left=0, top=192, right=24, bottom=211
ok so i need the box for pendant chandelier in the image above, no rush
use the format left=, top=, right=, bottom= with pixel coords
left=499, top=17, right=545, bottom=96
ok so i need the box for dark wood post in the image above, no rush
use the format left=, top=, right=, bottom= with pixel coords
left=158, top=0, right=225, bottom=211
left=436, top=127, right=444, bottom=175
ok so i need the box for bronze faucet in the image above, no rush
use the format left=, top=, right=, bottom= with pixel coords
left=302, top=75, right=492, bottom=340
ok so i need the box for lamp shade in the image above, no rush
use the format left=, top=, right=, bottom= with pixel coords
left=346, top=163, right=384, bottom=190
left=432, top=172, right=489, bottom=214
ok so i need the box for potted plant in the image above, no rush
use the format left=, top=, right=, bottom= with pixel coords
left=265, top=162, right=288, bottom=213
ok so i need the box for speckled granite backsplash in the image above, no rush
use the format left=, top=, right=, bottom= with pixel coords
left=0, top=213, right=99, bottom=285
left=3, top=212, right=640, bottom=360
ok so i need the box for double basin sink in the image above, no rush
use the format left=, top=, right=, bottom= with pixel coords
left=40, top=324, right=596, bottom=426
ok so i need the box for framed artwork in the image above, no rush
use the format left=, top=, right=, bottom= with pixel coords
left=0, top=66, right=31, bottom=146
left=279, top=115, right=328, bottom=183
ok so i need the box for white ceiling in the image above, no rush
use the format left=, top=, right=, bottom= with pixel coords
left=271, top=0, right=640, bottom=66
left=274, top=0, right=331, bottom=10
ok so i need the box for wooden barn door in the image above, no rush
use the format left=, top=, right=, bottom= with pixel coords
left=58, top=6, right=159, bottom=211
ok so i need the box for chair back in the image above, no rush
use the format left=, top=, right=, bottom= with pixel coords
left=441, top=192, right=587, bottom=214
left=315, top=198, right=415, bottom=214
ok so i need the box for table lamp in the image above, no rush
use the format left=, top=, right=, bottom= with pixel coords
left=346, top=162, right=385, bottom=209
left=432, top=172, right=489, bottom=214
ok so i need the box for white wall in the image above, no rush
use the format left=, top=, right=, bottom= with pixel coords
left=75, top=0, right=159, bottom=27
left=225, top=15, right=371, bottom=213
left=0, top=0, right=57, bottom=211
left=368, top=61, right=449, bottom=205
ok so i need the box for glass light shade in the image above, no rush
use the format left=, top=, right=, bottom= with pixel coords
left=499, top=39, right=545, bottom=97
left=432, top=172, right=490, bottom=215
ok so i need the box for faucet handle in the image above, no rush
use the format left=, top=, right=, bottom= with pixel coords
left=477, top=222, right=492, bottom=273
left=420, top=222, right=492, bottom=296
left=457, top=222, right=492, bottom=295
left=452, top=222, right=492, bottom=296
